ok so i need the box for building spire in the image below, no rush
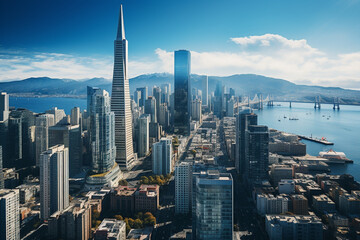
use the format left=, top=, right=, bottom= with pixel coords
left=116, top=4, right=125, bottom=40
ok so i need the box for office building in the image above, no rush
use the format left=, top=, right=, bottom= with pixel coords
left=265, top=215, right=323, bottom=240
left=0, top=146, right=3, bottom=189
left=40, top=145, right=69, bottom=220
left=110, top=186, right=136, bottom=215
left=70, top=107, right=81, bottom=126
left=245, top=125, right=269, bottom=184
left=175, top=162, right=192, bottom=214
left=191, top=98, right=202, bottom=123
left=86, top=87, right=121, bottom=190
left=49, top=123, right=82, bottom=177
left=312, top=194, right=336, bottom=213
left=161, top=83, right=171, bottom=106
left=145, top=96, right=157, bottom=123
left=94, top=218, right=126, bottom=240
left=46, top=107, right=66, bottom=125
left=153, top=86, right=162, bottom=122
left=136, top=87, right=148, bottom=108
left=152, top=138, right=172, bottom=175
left=174, top=50, right=191, bottom=135
left=48, top=200, right=91, bottom=240
left=111, top=5, right=135, bottom=170
left=291, top=194, right=308, bottom=215
left=0, top=189, right=20, bottom=240
left=226, top=97, right=235, bottom=117
left=0, top=92, right=9, bottom=122
left=235, top=108, right=257, bottom=174
left=270, top=164, right=293, bottom=185
left=158, top=103, right=170, bottom=129
left=193, top=170, right=233, bottom=240
left=134, top=185, right=159, bottom=214
left=257, top=194, right=290, bottom=215
left=35, top=113, right=55, bottom=166
left=133, top=89, right=142, bottom=107
left=202, top=76, right=208, bottom=106
left=138, top=114, right=150, bottom=157
left=278, top=179, right=295, bottom=194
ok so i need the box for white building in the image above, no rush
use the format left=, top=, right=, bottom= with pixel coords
left=175, top=162, right=192, bottom=214
left=46, top=107, right=66, bottom=125
left=257, top=194, right=289, bottom=215
left=0, top=92, right=9, bottom=122
left=278, top=179, right=295, bottom=194
left=138, top=114, right=150, bottom=157
left=0, top=189, right=20, bottom=240
left=70, top=107, right=81, bottom=126
left=94, top=218, right=126, bottom=240
left=40, top=145, right=69, bottom=220
left=191, top=98, right=202, bottom=123
left=152, top=138, right=172, bottom=175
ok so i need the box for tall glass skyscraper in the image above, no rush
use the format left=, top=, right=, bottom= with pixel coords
left=174, top=50, right=191, bottom=135
left=111, top=5, right=135, bottom=170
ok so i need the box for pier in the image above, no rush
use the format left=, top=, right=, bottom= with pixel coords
left=298, top=135, right=334, bottom=145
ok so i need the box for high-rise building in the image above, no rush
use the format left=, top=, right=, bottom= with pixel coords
left=226, top=97, right=235, bottom=117
left=245, top=125, right=269, bottom=184
left=158, top=103, right=170, bottom=129
left=136, top=87, right=148, bottom=108
left=70, top=107, right=81, bottom=126
left=213, top=82, right=223, bottom=118
left=49, top=124, right=82, bottom=177
left=191, top=98, right=202, bottom=123
left=193, top=170, right=233, bottom=240
left=161, top=83, right=171, bottom=106
left=174, top=50, right=191, bottom=135
left=175, top=162, right=192, bottom=214
left=111, top=5, right=135, bottom=170
left=235, top=108, right=257, bottom=174
left=202, top=76, right=208, bottom=106
left=153, top=86, right=162, bottom=122
left=46, top=107, right=66, bottom=125
left=152, top=138, right=172, bottom=175
left=145, top=96, right=157, bottom=123
left=0, top=146, right=3, bottom=189
left=0, top=189, right=20, bottom=240
left=86, top=87, right=121, bottom=189
left=40, top=145, right=69, bottom=220
left=133, top=90, right=142, bottom=107
left=138, top=114, right=150, bottom=157
left=35, top=114, right=55, bottom=166
left=0, top=92, right=9, bottom=122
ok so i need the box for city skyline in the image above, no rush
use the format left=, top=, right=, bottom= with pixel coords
left=0, top=0, right=360, bottom=88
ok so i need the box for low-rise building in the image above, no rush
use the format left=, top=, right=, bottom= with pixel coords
left=94, top=218, right=126, bottom=240
left=278, top=180, right=295, bottom=194
left=110, top=186, right=136, bottom=215
left=312, top=194, right=336, bottom=213
left=291, top=194, right=308, bottom=215
left=265, top=215, right=323, bottom=240
left=134, top=185, right=159, bottom=214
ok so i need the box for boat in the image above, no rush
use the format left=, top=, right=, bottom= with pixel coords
left=289, top=117, right=299, bottom=120
left=318, top=149, right=353, bottom=164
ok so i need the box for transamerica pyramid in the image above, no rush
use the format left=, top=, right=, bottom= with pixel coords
left=111, top=5, right=135, bottom=170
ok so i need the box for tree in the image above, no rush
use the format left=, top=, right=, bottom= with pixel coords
left=118, top=179, right=128, bottom=186
left=134, top=219, right=143, bottom=229
left=114, top=215, right=123, bottom=220
left=128, top=218, right=135, bottom=228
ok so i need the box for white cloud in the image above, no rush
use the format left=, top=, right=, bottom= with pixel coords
left=1, top=34, right=360, bottom=89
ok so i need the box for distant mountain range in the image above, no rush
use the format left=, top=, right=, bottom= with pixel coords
left=1, top=73, right=360, bottom=104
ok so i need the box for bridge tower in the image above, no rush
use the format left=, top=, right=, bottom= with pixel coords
left=314, top=96, right=321, bottom=109
left=289, top=101, right=292, bottom=108
left=259, top=94, right=263, bottom=110
left=267, top=95, right=274, bottom=107
left=333, top=97, right=340, bottom=110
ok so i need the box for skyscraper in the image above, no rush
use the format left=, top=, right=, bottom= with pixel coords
left=235, top=108, right=257, bottom=174
left=153, top=86, right=162, bottom=122
left=40, top=145, right=69, bottom=220
left=245, top=125, right=269, bottom=184
left=111, top=5, right=135, bottom=170
left=35, top=114, right=55, bottom=166
left=175, top=161, right=192, bottom=214
left=0, top=189, right=20, bottom=240
left=86, top=87, right=121, bottom=189
left=0, top=146, right=3, bottom=189
left=191, top=98, right=202, bottom=123
left=70, top=107, right=81, bottom=126
left=138, top=114, right=150, bottom=157
left=145, top=96, right=157, bottom=123
left=193, top=170, right=233, bottom=240
left=0, top=92, right=9, bottom=122
left=174, top=50, right=191, bottom=135
left=152, top=138, right=172, bottom=175
left=202, top=76, right=208, bottom=107
left=136, top=87, right=148, bottom=108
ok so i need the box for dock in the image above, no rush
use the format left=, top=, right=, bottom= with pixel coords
left=298, top=135, right=334, bottom=145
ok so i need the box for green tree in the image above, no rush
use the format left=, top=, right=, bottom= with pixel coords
left=118, top=179, right=128, bottom=186
left=134, top=219, right=143, bottom=229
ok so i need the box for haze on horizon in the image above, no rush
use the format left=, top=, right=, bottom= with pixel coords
left=0, top=0, right=360, bottom=89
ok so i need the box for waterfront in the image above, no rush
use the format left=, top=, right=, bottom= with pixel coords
left=9, top=96, right=360, bottom=180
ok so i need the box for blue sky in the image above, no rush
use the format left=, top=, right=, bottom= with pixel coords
left=1, top=0, right=360, bottom=88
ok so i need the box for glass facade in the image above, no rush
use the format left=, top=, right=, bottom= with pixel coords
left=174, top=50, right=191, bottom=135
